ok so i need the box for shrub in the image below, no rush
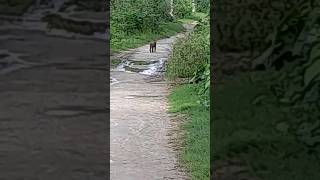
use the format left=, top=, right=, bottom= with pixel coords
left=111, top=0, right=172, bottom=35
left=195, top=0, right=210, bottom=13
left=173, top=0, right=193, bottom=19
left=166, top=21, right=209, bottom=80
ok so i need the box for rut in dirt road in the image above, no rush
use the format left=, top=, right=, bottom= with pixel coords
left=110, top=23, right=196, bottom=180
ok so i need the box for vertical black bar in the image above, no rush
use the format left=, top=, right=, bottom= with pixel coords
left=106, top=0, right=111, bottom=179
left=210, top=0, right=216, bottom=179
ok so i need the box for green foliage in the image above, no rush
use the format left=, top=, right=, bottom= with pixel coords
left=110, top=0, right=188, bottom=52
left=190, top=12, right=208, bottom=22
left=178, top=12, right=208, bottom=24
left=194, top=0, right=210, bottom=13
left=166, top=21, right=209, bottom=79
left=111, top=22, right=184, bottom=52
left=172, top=0, right=193, bottom=19
left=111, top=59, right=122, bottom=68
left=166, top=20, right=209, bottom=95
left=111, top=0, right=172, bottom=35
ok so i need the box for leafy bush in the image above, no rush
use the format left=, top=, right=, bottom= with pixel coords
left=110, top=0, right=188, bottom=52
left=195, top=0, right=210, bottom=13
left=166, top=21, right=209, bottom=79
left=172, top=0, right=193, bottom=19
left=166, top=18, right=210, bottom=96
left=111, top=0, right=172, bottom=35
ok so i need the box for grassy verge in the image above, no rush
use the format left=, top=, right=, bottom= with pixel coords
left=213, top=70, right=320, bottom=179
left=177, top=18, right=195, bottom=24
left=0, top=0, right=34, bottom=16
left=190, top=12, right=207, bottom=21
left=168, top=84, right=210, bottom=180
left=178, top=12, right=208, bottom=24
left=111, top=22, right=185, bottom=53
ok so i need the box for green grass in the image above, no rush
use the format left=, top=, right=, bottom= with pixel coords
left=178, top=18, right=195, bottom=24
left=178, top=12, right=208, bottom=24
left=110, top=59, right=122, bottom=68
left=111, top=22, right=185, bottom=53
left=213, top=70, right=320, bottom=179
left=191, top=12, right=207, bottom=19
left=0, top=0, right=35, bottom=16
left=168, top=84, right=210, bottom=180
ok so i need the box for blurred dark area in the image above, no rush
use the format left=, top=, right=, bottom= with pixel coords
left=0, top=0, right=109, bottom=179
left=212, top=0, right=320, bottom=179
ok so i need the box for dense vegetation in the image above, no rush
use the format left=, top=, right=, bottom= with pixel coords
left=110, top=0, right=208, bottom=53
left=194, top=0, right=209, bottom=13
left=213, top=0, right=320, bottom=179
left=111, top=0, right=172, bottom=34
left=166, top=10, right=210, bottom=180
left=110, top=0, right=186, bottom=52
left=166, top=16, right=210, bottom=96
left=172, top=0, right=192, bottom=19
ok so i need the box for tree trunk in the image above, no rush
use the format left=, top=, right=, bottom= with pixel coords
left=169, top=0, right=173, bottom=17
left=192, top=0, right=196, bottom=13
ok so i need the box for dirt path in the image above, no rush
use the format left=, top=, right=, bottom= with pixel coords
left=110, top=23, right=196, bottom=180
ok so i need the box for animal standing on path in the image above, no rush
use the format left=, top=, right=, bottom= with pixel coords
left=149, top=41, right=157, bottom=53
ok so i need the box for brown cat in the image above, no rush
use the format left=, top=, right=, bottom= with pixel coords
left=149, top=41, right=157, bottom=53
